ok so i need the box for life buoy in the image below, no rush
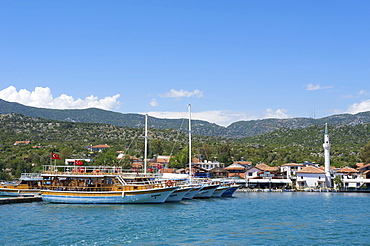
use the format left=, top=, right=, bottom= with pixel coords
left=165, top=180, right=173, bottom=187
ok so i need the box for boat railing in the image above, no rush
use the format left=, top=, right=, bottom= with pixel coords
left=41, top=165, right=161, bottom=178
left=42, top=186, right=114, bottom=192
left=20, top=173, right=43, bottom=181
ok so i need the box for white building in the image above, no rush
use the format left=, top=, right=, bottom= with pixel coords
left=296, top=166, right=326, bottom=189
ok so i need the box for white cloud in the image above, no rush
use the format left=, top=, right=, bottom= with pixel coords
left=264, top=108, right=289, bottom=119
left=145, top=110, right=255, bottom=127
left=159, top=89, right=204, bottom=99
left=346, top=99, right=370, bottom=114
left=306, top=83, right=333, bottom=91
left=0, top=86, right=121, bottom=110
left=358, top=90, right=368, bottom=96
left=150, top=98, right=158, bottom=107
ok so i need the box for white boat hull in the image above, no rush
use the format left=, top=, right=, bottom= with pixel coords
left=194, top=185, right=219, bottom=198
left=165, top=187, right=193, bottom=202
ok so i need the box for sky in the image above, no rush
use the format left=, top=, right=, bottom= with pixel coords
left=1, top=1, right=370, bottom=126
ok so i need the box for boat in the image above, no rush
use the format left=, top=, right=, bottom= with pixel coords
left=0, top=173, right=42, bottom=197
left=193, top=184, right=219, bottom=198
left=211, top=186, right=229, bottom=198
left=40, top=165, right=179, bottom=204
left=221, top=184, right=241, bottom=197
left=183, top=186, right=202, bottom=199
left=165, top=186, right=193, bottom=202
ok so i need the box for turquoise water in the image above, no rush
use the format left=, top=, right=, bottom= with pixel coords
left=1, top=192, right=369, bottom=245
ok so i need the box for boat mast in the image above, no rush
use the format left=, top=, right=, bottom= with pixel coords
left=144, top=114, right=148, bottom=174
left=188, top=104, right=192, bottom=183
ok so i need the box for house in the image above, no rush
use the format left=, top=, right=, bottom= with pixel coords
left=336, top=167, right=361, bottom=189
left=255, top=163, right=279, bottom=172
left=296, top=166, right=326, bottom=189
left=209, top=167, right=229, bottom=179
left=14, top=141, right=31, bottom=145
left=196, top=159, right=223, bottom=171
left=224, top=163, right=247, bottom=178
left=89, top=144, right=110, bottom=152
left=358, top=164, right=370, bottom=179
left=245, top=166, right=262, bottom=179
left=280, top=163, right=305, bottom=179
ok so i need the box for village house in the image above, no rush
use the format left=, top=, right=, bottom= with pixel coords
left=336, top=167, right=361, bottom=189
left=296, top=166, right=326, bottom=189
left=89, top=144, right=110, bottom=152
left=14, top=141, right=31, bottom=145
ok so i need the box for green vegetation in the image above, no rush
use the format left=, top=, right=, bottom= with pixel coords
left=1, top=113, right=370, bottom=180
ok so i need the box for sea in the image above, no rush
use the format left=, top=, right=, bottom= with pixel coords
left=1, top=192, right=369, bottom=246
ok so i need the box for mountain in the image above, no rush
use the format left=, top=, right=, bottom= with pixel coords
left=2, top=98, right=370, bottom=138
left=0, top=99, right=225, bottom=136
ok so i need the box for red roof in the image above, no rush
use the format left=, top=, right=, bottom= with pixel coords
left=337, top=167, right=359, bottom=173
left=297, top=166, right=325, bottom=174
left=281, top=163, right=304, bottom=167
left=91, top=144, right=110, bottom=148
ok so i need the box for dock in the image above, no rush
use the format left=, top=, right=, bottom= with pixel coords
left=0, top=196, right=42, bottom=204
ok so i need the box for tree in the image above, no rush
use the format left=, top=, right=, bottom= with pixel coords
left=360, top=141, right=370, bottom=164
left=169, top=147, right=188, bottom=169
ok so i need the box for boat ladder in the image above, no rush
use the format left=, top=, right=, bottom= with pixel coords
left=116, top=176, right=127, bottom=185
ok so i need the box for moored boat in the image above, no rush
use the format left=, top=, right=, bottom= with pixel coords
left=40, top=165, right=179, bottom=204
left=221, top=184, right=241, bottom=197
left=0, top=173, right=42, bottom=197
left=183, top=186, right=202, bottom=199
left=165, top=186, right=193, bottom=202
left=211, top=186, right=229, bottom=198
left=193, top=184, right=219, bottom=198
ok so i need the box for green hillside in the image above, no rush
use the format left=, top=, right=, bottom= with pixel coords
left=1, top=113, right=369, bottom=180
left=2, top=98, right=370, bottom=138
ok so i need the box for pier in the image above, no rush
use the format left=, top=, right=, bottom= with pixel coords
left=0, top=196, right=42, bottom=204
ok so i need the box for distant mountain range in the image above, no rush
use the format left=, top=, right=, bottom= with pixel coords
left=1, top=98, right=370, bottom=138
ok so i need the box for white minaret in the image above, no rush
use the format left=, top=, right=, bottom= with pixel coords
left=323, top=123, right=331, bottom=188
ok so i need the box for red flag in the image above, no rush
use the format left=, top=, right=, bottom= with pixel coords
left=148, top=167, right=153, bottom=172
left=75, top=160, right=83, bottom=165
left=51, top=153, right=60, bottom=160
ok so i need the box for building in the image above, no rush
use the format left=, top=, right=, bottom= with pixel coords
left=89, top=144, right=110, bottom=152
left=296, top=166, right=326, bottom=189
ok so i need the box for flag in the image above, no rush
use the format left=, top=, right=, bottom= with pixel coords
left=75, top=160, right=83, bottom=165
left=51, top=152, right=60, bottom=160
left=148, top=167, right=153, bottom=172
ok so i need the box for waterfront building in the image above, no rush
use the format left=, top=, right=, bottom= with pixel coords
left=296, top=166, right=326, bottom=189
left=280, top=163, right=305, bottom=180
left=336, top=167, right=361, bottom=189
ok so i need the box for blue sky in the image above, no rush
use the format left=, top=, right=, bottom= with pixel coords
left=1, top=1, right=370, bottom=126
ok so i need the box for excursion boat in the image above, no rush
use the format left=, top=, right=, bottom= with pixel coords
left=183, top=186, right=202, bottom=199
left=40, top=165, right=179, bottom=204
left=0, top=173, right=42, bottom=197
left=193, top=184, right=219, bottom=198
left=221, top=184, right=241, bottom=197
left=165, top=186, right=193, bottom=202
left=211, top=186, right=230, bottom=198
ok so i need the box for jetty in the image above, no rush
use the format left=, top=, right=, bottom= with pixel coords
left=0, top=196, right=42, bottom=204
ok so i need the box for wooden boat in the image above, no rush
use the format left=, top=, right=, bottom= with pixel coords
left=0, top=173, right=42, bottom=197
left=40, top=165, right=178, bottom=204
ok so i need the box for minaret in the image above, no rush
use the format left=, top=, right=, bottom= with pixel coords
left=323, top=123, right=331, bottom=188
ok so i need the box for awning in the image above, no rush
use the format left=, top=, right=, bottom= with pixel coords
left=248, top=179, right=292, bottom=184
